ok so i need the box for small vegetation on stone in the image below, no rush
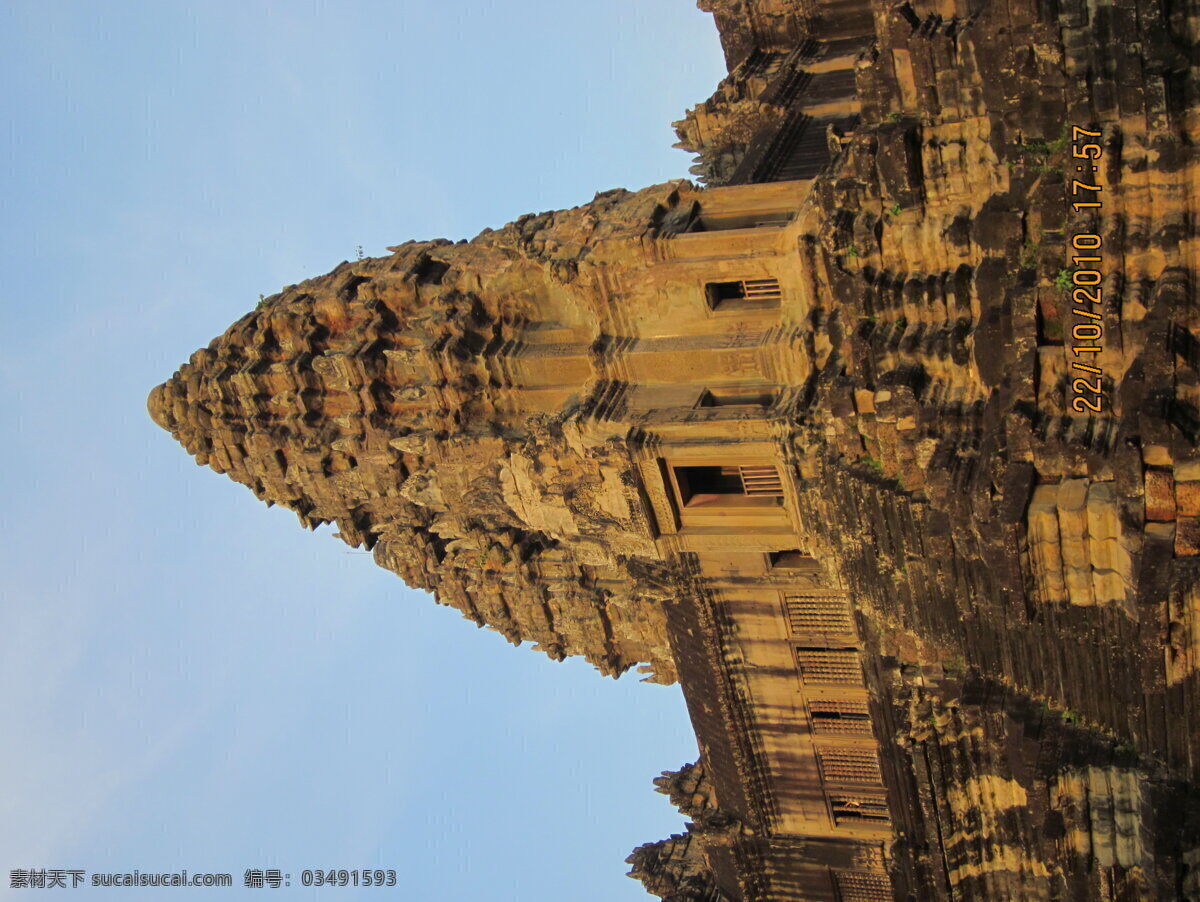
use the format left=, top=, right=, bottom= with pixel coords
left=846, top=244, right=860, bottom=258
left=1020, top=238, right=1040, bottom=269
left=860, top=455, right=885, bottom=475
left=1024, top=127, right=1070, bottom=157
left=256, top=294, right=268, bottom=310
left=1054, top=269, right=1073, bottom=290
left=890, top=202, right=902, bottom=216
left=1006, top=128, right=1070, bottom=176
left=1013, top=128, right=1070, bottom=177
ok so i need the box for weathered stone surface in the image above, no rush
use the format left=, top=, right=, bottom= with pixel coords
left=149, top=0, right=1200, bottom=898
left=1147, top=468, right=1178, bottom=521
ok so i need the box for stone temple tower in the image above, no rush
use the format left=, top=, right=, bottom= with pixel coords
left=152, top=0, right=1200, bottom=898
left=148, top=177, right=819, bottom=685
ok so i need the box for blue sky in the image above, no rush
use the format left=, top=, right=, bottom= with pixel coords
left=0, top=2, right=727, bottom=899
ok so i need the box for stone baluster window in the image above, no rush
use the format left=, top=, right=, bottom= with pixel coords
left=827, top=793, right=890, bottom=825
left=672, top=464, right=784, bottom=507
left=815, top=747, right=883, bottom=785
left=808, top=698, right=872, bottom=736
left=795, top=648, right=862, bottom=684
left=705, top=277, right=782, bottom=311
left=784, top=595, right=855, bottom=635
left=831, top=870, right=893, bottom=901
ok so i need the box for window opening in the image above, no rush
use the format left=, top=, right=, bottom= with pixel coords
left=690, top=212, right=793, bottom=232
left=673, top=464, right=784, bottom=506
left=816, top=748, right=883, bottom=785
left=831, top=870, right=892, bottom=901
left=809, top=699, right=872, bottom=736
left=696, top=385, right=776, bottom=408
left=796, top=648, right=862, bottom=684
left=785, top=595, right=855, bottom=635
left=828, top=793, right=891, bottom=825
left=705, top=278, right=782, bottom=311
left=769, top=549, right=815, bottom=569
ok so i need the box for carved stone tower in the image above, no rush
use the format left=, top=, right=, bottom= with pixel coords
left=151, top=0, right=1200, bottom=898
